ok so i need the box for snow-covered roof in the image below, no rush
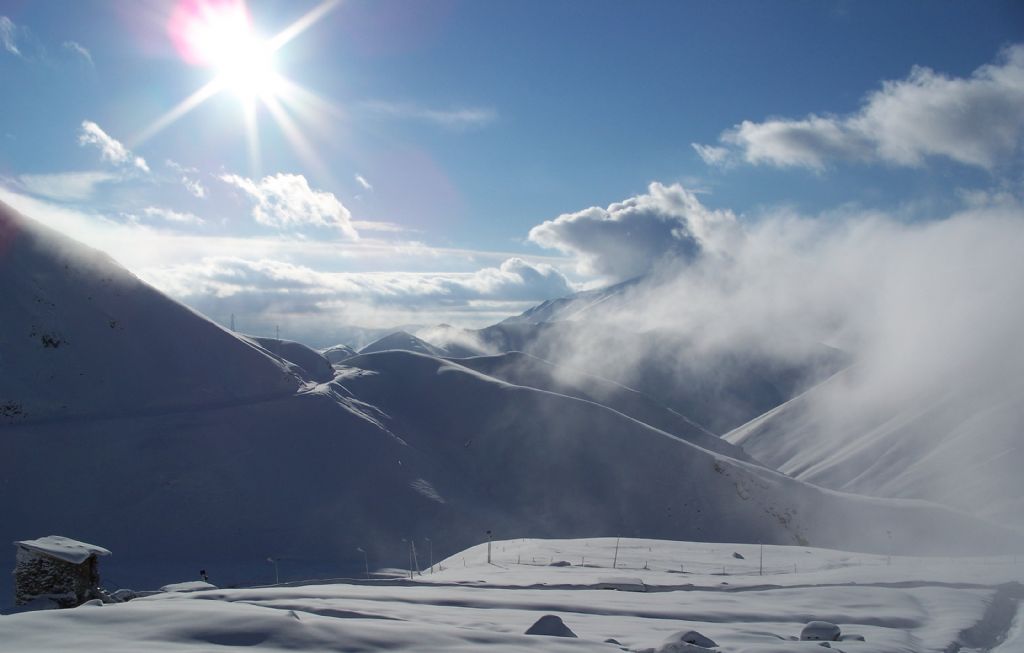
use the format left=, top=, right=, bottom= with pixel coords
left=15, top=536, right=111, bottom=564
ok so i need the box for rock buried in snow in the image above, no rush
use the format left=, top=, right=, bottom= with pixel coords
left=525, top=614, right=578, bottom=637
left=657, top=630, right=718, bottom=651
left=732, top=552, right=744, bottom=559
left=800, top=621, right=841, bottom=641
left=548, top=560, right=572, bottom=567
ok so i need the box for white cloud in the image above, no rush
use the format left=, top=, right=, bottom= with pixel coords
left=351, top=220, right=405, bottom=233
left=363, top=100, right=497, bottom=129
left=62, top=40, right=93, bottom=66
left=17, top=171, right=118, bottom=202
left=78, top=121, right=149, bottom=172
left=691, top=143, right=731, bottom=167
left=164, top=160, right=206, bottom=198
left=528, top=182, right=740, bottom=281
left=220, top=172, right=358, bottom=238
left=698, top=44, right=1024, bottom=171
left=141, top=206, right=205, bottom=225
left=1, top=16, right=21, bottom=56
left=355, top=174, right=373, bottom=191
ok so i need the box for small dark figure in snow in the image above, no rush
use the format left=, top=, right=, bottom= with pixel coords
left=200, top=569, right=209, bottom=582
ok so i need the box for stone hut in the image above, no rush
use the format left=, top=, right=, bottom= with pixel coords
left=13, top=536, right=111, bottom=607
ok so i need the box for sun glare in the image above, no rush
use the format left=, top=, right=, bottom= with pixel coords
left=170, top=0, right=280, bottom=101
left=137, top=0, right=340, bottom=174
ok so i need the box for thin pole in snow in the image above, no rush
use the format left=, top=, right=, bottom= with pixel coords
left=426, top=538, right=433, bottom=574
left=613, top=536, right=620, bottom=569
left=486, top=530, right=492, bottom=564
left=357, top=547, right=368, bottom=579
left=267, top=557, right=279, bottom=584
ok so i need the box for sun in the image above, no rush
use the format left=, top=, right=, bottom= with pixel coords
left=136, top=0, right=340, bottom=174
left=170, top=0, right=281, bottom=101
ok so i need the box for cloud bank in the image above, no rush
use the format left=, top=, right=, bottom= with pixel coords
left=695, top=44, right=1024, bottom=171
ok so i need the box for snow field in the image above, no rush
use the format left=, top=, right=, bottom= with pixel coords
left=2, top=538, right=1020, bottom=652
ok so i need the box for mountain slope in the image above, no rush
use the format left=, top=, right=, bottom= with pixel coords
left=454, top=351, right=756, bottom=463
left=243, top=336, right=334, bottom=382
left=725, top=367, right=1024, bottom=530
left=0, top=201, right=302, bottom=424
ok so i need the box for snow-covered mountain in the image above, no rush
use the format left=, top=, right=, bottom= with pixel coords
left=725, top=367, right=1024, bottom=530
left=2, top=200, right=1019, bottom=606
left=454, top=351, right=756, bottom=464
left=498, top=276, right=644, bottom=326
left=359, top=331, right=451, bottom=357
left=439, top=321, right=845, bottom=434
left=320, top=344, right=358, bottom=364
left=0, top=203, right=302, bottom=424
left=243, top=336, right=334, bottom=383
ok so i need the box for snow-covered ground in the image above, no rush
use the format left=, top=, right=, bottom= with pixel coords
left=3, top=538, right=1021, bottom=652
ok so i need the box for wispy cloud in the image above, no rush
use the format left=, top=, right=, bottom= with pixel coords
left=695, top=44, right=1024, bottom=172
left=355, top=174, right=373, bottom=192
left=16, top=171, right=119, bottom=202
left=220, top=172, right=358, bottom=238
left=363, top=100, right=498, bottom=130
left=141, top=206, right=205, bottom=225
left=351, top=219, right=405, bottom=233
left=164, top=160, right=207, bottom=198
left=62, top=40, right=93, bottom=66
left=0, top=16, right=22, bottom=57
left=78, top=121, right=149, bottom=172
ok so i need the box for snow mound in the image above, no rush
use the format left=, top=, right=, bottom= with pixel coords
left=160, top=581, right=218, bottom=593
left=15, top=536, right=110, bottom=564
left=524, top=614, right=577, bottom=637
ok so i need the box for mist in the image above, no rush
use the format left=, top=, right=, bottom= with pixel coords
left=531, top=187, right=1024, bottom=530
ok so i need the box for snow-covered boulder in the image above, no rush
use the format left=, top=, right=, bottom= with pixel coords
left=524, top=614, right=577, bottom=637
left=800, top=621, right=841, bottom=641
left=657, top=630, right=718, bottom=651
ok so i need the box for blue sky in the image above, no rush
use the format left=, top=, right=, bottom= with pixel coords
left=1, top=0, right=1022, bottom=343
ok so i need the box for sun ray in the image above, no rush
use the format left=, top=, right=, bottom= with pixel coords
left=262, top=94, right=331, bottom=184
left=268, top=0, right=342, bottom=53
left=131, top=78, right=223, bottom=147
left=242, top=99, right=262, bottom=176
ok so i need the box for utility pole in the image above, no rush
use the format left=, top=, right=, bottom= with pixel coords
left=411, top=540, right=420, bottom=576
left=486, top=530, right=492, bottom=564
left=425, top=538, right=433, bottom=574
left=613, top=536, right=620, bottom=569
left=402, top=539, right=413, bottom=579
left=267, top=557, right=279, bottom=584
left=357, top=547, right=368, bottom=579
